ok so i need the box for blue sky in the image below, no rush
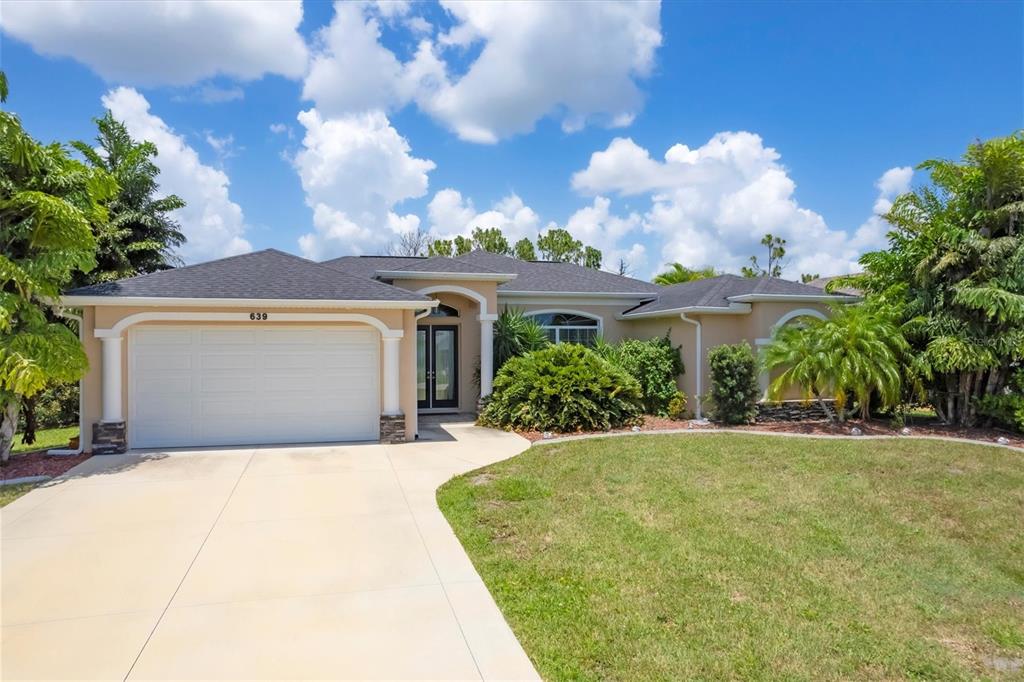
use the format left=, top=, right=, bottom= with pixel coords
left=2, top=0, right=1021, bottom=278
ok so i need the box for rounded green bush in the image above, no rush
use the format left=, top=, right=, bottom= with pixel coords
left=479, top=344, right=643, bottom=433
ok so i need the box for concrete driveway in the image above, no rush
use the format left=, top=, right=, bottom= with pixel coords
left=1, top=419, right=539, bottom=681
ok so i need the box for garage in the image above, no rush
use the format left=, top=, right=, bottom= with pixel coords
left=129, top=325, right=380, bottom=449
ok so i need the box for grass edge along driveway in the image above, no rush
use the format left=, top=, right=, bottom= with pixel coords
left=438, top=432, right=1024, bottom=681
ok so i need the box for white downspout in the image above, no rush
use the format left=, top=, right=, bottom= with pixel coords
left=48, top=311, right=85, bottom=456
left=680, top=312, right=702, bottom=419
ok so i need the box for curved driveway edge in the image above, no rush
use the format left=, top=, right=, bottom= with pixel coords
left=1, top=421, right=538, bottom=681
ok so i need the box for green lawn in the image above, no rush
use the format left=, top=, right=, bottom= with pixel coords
left=0, top=482, right=39, bottom=507
left=11, top=425, right=77, bottom=455
left=438, top=433, right=1024, bottom=681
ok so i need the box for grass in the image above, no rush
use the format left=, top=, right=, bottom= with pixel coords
left=11, top=425, right=77, bottom=455
left=0, top=483, right=40, bottom=507
left=438, top=433, right=1024, bottom=681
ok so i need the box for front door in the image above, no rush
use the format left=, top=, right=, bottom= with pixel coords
left=417, top=325, right=459, bottom=409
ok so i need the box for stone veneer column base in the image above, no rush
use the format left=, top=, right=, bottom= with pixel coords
left=92, top=421, right=127, bottom=454
left=380, top=414, right=406, bottom=444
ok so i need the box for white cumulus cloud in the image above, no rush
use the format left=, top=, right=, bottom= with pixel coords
left=102, top=87, right=252, bottom=262
left=2, top=1, right=307, bottom=86
left=302, top=0, right=662, bottom=143
left=573, top=132, right=908, bottom=278
left=426, top=189, right=541, bottom=244
left=293, top=108, right=436, bottom=260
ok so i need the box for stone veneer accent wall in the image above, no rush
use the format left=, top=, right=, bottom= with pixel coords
left=380, top=415, right=406, bottom=444
left=756, top=400, right=835, bottom=422
left=92, top=421, right=127, bottom=454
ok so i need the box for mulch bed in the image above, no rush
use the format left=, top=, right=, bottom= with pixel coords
left=518, top=416, right=1024, bottom=450
left=1, top=450, right=91, bottom=481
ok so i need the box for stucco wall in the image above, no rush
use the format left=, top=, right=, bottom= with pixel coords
left=80, top=304, right=416, bottom=450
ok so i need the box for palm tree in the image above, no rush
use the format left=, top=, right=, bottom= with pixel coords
left=762, top=304, right=911, bottom=422
left=71, top=112, right=185, bottom=283
left=653, top=263, right=718, bottom=286
left=493, top=308, right=549, bottom=372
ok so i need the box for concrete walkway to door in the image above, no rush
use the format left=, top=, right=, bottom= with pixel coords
left=1, top=419, right=539, bottom=681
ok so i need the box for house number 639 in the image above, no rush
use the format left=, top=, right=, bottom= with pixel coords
left=249, top=312, right=269, bottom=321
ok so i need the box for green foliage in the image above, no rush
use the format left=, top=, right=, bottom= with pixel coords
left=513, top=237, right=536, bottom=261
left=763, top=304, right=913, bottom=422
left=535, top=227, right=602, bottom=269
left=19, top=382, right=78, bottom=432
left=707, top=343, right=761, bottom=424
left=427, top=239, right=453, bottom=257
left=801, top=273, right=820, bottom=284
left=976, top=369, right=1024, bottom=432
left=742, top=233, right=787, bottom=278
left=479, top=344, right=643, bottom=433
left=1, top=94, right=110, bottom=459
left=71, top=112, right=185, bottom=283
left=653, top=263, right=718, bottom=285
left=493, top=308, right=549, bottom=373
left=594, top=334, right=684, bottom=415
left=838, top=131, right=1024, bottom=425
left=667, top=392, right=689, bottom=420
left=470, top=227, right=510, bottom=255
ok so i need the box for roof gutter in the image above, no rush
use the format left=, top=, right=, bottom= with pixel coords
left=59, top=296, right=436, bottom=309
left=726, top=293, right=859, bottom=303
left=679, top=312, right=703, bottom=420
left=500, top=290, right=655, bottom=299
left=616, top=302, right=751, bottom=320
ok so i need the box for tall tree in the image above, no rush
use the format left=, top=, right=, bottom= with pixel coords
left=0, top=80, right=115, bottom=460
left=70, top=112, right=184, bottom=283
left=653, top=263, right=718, bottom=285
left=840, top=132, right=1024, bottom=425
left=536, top=227, right=581, bottom=262
left=470, top=227, right=511, bottom=255
left=742, top=233, right=787, bottom=278
left=513, top=237, right=536, bottom=261
left=386, top=228, right=431, bottom=256
left=583, top=246, right=602, bottom=269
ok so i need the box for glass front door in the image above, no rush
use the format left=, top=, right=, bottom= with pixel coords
left=417, top=325, right=458, bottom=409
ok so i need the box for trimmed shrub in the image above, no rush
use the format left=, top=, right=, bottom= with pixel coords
left=667, top=392, right=689, bottom=420
left=479, top=344, right=643, bottom=433
left=707, top=342, right=761, bottom=424
left=594, top=334, right=684, bottom=415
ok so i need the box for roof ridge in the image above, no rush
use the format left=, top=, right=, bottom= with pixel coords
left=71, top=248, right=280, bottom=289
left=696, top=276, right=734, bottom=307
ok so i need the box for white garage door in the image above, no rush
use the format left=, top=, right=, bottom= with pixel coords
left=130, top=326, right=380, bottom=448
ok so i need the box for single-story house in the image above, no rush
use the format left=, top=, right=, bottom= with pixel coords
left=61, top=248, right=853, bottom=452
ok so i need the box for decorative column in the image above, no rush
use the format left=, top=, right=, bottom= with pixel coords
left=94, top=335, right=126, bottom=454
left=380, top=335, right=405, bottom=444
left=479, top=314, right=496, bottom=399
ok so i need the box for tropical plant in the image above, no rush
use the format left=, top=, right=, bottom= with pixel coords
left=666, top=392, right=689, bottom=420
left=762, top=304, right=912, bottom=423
left=479, top=344, right=643, bottom=433
left=493, top=308, right=549, bottom=373
left=653, top=263, right=718, bottom=285
left=836, top=132, right=1024, bottom=425
left=706, top=342, right=761, bottom=424
left=0, top=79, right=115, bottom=460
left=70, top=112, right=185, bottom=283
left=742, top=233, right=787, bottom=278
left=975, top=367, right=1024, bottom=432
left=595, top=334, right=683, bottom=415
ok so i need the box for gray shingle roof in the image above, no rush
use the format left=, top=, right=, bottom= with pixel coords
left=387, top=255, right=507, bottom=275
left=320, top=255, right=425, bottom=279
left=64, top=249, right=431, bottom=302
left=622, top=274, right=852, bottom=316
left=806, top=275, right=862, bottom=296
left=458, top=251, right=661, bottom=294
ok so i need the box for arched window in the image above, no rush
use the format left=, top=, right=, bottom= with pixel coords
left=428, top=303, right=460, bottom=318
left=526, top=311, right=601, bottom=346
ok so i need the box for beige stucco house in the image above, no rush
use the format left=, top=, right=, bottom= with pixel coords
left=61, top=249, right=852, bottom=453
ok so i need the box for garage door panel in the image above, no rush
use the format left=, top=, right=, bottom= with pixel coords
left=131, top=326, right=380, bottom=448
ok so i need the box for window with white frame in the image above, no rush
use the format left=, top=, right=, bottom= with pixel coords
left=526, top=312, right=601, bottom=346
